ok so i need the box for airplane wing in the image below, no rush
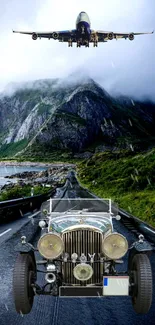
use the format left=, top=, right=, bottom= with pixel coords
left=12, top=29, right=77, bottom=42
left=91, top=30, right=154, bottom=42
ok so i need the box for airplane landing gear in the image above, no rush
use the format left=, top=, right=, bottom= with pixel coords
left=68, top=38, right=73, bottom=47
left=85, top=41, right=89, bottom=47
left=93, top=41, right=98, bottom=47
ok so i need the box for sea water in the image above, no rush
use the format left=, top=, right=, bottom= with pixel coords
left=0, top=166, right=47, bottom=187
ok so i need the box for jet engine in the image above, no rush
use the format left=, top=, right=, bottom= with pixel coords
left=129, top=33, right=134, bottom=41
left=32, top=33, right=38, bottom=40
left=52, top=32, right=59, bottom=39
left=108, top=32, right=114, bottom=40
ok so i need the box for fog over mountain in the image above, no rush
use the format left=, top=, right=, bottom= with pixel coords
left=0, top=0, right=155, bottom=99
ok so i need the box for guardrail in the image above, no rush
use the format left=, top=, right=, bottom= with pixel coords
left=0, top=179, right=70, bottom=223
left=0, top=190, right=55, bottom=209
left=119, top=208, right=155, bottom=244
left=0, top=188, right=56, bottom=223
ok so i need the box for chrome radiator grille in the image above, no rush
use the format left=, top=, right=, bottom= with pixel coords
left=62, top=229, right=103, bottom=284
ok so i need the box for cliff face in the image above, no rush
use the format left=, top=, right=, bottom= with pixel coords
left=0, top=77, right=155, bottom=156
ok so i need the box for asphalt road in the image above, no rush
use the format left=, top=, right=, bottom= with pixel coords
left=0, top=182, right=154, bottom=325
left=0, top=211, right=40, bottom=245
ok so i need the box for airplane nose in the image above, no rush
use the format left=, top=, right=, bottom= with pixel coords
left=76, top=12, right=91, bottom=28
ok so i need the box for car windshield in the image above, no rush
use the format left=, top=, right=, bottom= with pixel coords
left=41, top=198, right=118, bottom=218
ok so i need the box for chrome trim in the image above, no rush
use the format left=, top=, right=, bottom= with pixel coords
left=62, top=229, right=103, bottom=284
left=47, top=264, right=56, bottom=272
left=45, top=272, right=56, bottom=283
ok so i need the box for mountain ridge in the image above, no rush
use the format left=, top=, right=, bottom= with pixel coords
left=0, top=77, right=155, bottom=158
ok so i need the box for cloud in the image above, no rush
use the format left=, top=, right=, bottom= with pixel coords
left=0, top=0, right=155, bottom=99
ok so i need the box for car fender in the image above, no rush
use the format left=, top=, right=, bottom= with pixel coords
left=128, top=240, right=152, bottom=270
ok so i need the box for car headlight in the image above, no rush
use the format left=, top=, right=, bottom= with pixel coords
left=102, top=233, right=128, bottom=259
left=37, top=233, right=64, bottom=259
left=73, top=263, right=93, bottom=281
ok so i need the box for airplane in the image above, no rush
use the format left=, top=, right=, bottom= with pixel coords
left=13, top=11, right=154, bottom=47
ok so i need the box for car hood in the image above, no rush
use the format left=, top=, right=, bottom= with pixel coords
left=49, top=214, right=112, bottom=234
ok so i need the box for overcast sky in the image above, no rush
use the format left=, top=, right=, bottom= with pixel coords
left=0, top=0, right=155, bottom=100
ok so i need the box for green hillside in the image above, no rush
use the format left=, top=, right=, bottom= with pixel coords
left=0, top=139, right=29, bottom=158
left=77, top=149, right=155, bottom=227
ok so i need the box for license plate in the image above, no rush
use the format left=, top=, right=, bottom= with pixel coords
left=103, top=276, right=129, bottom=296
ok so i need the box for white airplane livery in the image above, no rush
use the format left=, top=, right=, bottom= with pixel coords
left=13, top=11, right=154, bottom=47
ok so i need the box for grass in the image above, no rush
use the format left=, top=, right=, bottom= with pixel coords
left=15, top=144, right=81, bottom=163
left=0, top=139, right=29, bottom=158
left=0, top=184, right=52, bottom=201
left=77, top=149, right=155, bottom=227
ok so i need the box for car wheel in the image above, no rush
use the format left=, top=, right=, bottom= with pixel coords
left=13, top=253, right=36, bottom=314
left=130, top=253, right=152, bottom=314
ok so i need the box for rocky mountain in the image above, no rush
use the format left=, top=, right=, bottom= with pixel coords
left=0, top=77, right=155, bottom=158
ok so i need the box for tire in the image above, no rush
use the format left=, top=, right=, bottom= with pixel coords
left=130, top=253, right=152, bottom=314
left=13, top=253, right=36, bottom=314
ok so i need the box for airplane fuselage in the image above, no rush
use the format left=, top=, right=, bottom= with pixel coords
left=76, top=12, right=91, bottom=45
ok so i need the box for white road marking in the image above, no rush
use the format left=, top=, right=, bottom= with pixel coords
left=0, top=228, right=12, bottom=237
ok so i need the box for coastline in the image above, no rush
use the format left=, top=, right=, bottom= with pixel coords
left=0, top=161, right=76, bottom=168
left=0, top=161, right=76, bottom=193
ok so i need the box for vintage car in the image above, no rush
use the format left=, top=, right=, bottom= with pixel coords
left=13, top=198, right=153, bottom=315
